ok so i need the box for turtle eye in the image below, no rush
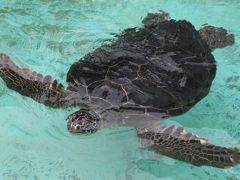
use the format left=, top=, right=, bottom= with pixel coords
left=76, top=125, right=80, bottom=130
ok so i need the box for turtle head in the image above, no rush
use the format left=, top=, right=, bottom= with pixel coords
left=67, top=109, right=100, bottom=134
left=199, top=25, right=235, bottom=50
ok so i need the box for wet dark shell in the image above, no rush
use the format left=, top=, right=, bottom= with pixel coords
left=67, top=20, right=216, bottom=116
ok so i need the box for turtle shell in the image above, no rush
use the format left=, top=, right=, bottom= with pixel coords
left=66, top=19, right=216, bottom=120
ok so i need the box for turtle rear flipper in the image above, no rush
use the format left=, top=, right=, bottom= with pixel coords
left=0, top=53, right=77, bottom=108
left=199, top=25, right=235, bottom=50
left=137, top=125, right=240, bottom=168
left=142, top=10, right=170, bottom=27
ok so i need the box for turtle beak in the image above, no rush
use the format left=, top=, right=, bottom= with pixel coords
left=67, top=121, right=81, bottom=133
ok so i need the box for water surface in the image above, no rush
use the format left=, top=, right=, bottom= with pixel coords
left=0, top=0, right=240, bottom=179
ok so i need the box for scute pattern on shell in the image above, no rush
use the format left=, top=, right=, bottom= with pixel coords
left=67, top=19, right=216, bottom=117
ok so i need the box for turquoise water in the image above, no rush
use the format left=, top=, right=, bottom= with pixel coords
left=0, top=0, right=240, bottom=179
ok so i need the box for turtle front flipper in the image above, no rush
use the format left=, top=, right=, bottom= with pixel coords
left=0, top=53, right=78, bottom=108
left=137, top=125, right=240, bottom=168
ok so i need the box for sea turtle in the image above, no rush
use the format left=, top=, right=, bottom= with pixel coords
left=0, top=11, right=239, bottom=168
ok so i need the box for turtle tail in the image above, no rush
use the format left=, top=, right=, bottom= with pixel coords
left=137, top=125, right=240, bottom=168
left=0, top=53, right=74, bottom=108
